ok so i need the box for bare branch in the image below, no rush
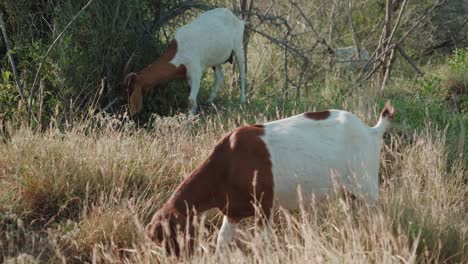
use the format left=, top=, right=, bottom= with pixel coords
left=247, top=27, right=306, bottom=61
left=348, top=0, right=361, bottom=60
left=328, top=0, right=337, bottom=43
left=288, top=0, right=334, bottom=53
left=239, top=0, right=255, bottom=84
left=380, top=0, right=393, bottom=79
left=381, top=45, right=396, bottom=90
left=288, top=0, right=319, bottom=38
left=37, top=80, right=45, bottom=126
left=153, top=0, right=214, bottom=27
left=396, top=0, right=450, bottom=45
left=396, top=44, right=423, bottom=76
left=387, top=0, right=408, bottom=45
left=101, top=97, right=119, bottom=112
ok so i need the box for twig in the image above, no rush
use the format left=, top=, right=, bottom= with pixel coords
left=374, top=0, right=407, bottom=83
left=153, top=0, right=214, bottom=28
left=248, top=27, right=306, bottom=60
left=379, top=0, right=408, bottom=86
left=356, top=0, right=431, bottom=83
left=111, top=0, right=122, bottom=30
left=288, top=0, right=334, bottom=52
left=328, top=0, right=337, bottom=43
left=396, top=0, right=450, bottom=46
left=38, top=80, right=44, bottom=125
left=0, top=11, right=29, bottom=113
left=240, top=0, right=255, bottom=85
left=288, top=0, right=319, bottom=38
left=387, top=0, right=408, bottom=46
left=364, top=61, right=384, bottom=81
left=348, top=0, right=361, bottom=61
left=380, top=0, right=393, bottom=79
left=238, top=10, right=292, bottom=32
left=101, top=97, right=119, bottom=112
left=380, top=45, right=396, bottom=90
left=371, top=0, right=407, bottom=77
left=296, top=59, right=308, bottom=103
left=28, top=0, right=95, bottom=124
left=356, top=41, right=394, bottom=81
left=396, top=44, right=423, bottom=75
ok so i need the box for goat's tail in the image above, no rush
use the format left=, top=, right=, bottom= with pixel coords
left=372, top=101, right=395, bottom=136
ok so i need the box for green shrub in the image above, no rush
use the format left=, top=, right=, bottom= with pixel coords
left=0, top=0, right=201, bottom=124
left=444, top=48, right=468, bottom=113
left=0, top=70, right=21, bottom=121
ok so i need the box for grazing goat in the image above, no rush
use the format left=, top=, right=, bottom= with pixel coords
left=145, top=102, right=395, bottom=255
left=124, top=8, right=246, bottom=116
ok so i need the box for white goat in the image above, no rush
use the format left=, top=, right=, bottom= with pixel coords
left=124, top=8, right=246, bottom=116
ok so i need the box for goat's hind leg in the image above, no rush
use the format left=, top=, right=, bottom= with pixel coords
left=207, top=65, right=224, bottom=104
left=187, top=66, right=202, bottom=115
left=233, top=46, right=246, bottom=103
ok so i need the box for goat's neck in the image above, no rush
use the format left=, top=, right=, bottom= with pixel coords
left=138, top=40, right=185, bottom=93
left=139, top=62, right=180, bottom=92
left=167, top=147, right=228, bottom=217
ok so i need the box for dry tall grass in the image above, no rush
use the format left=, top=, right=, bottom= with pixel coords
left=1, top=103, right=466, bottom=263
left=1, top=1, right=466, bottom=263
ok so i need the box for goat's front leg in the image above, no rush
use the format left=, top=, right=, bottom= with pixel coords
left=215, top=216, right=238, bottom=253
left=187, top=67, right=202, bottom=115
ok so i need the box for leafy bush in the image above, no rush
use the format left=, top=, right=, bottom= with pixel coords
left=444, top=48, right=468, bottom=113
left=0, top=70, right=21, bottom=121
left=0, top=0, right=197, bottom=125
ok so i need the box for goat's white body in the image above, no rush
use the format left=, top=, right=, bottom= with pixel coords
left=215, top=108, right=392, bottom=252
left=171, top=9, right=244, bottom=69
left=170, top=8, right=246, bottom=113
left=262, top=110, right=386, bottom=209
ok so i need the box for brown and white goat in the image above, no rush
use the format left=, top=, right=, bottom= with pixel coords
left=124, top=8, right=246, bottom=116
left=145, top=102, right=395, bottom=255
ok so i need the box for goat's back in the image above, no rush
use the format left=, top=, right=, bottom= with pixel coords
left=171, top=8, right=245, bottom=68
left=261, top=110, right=382, bottom=209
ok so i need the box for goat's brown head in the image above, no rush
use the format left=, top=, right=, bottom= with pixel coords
left=123, top=72, right=144, bottom=116
left=145, top=209, right=191, bottom=256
